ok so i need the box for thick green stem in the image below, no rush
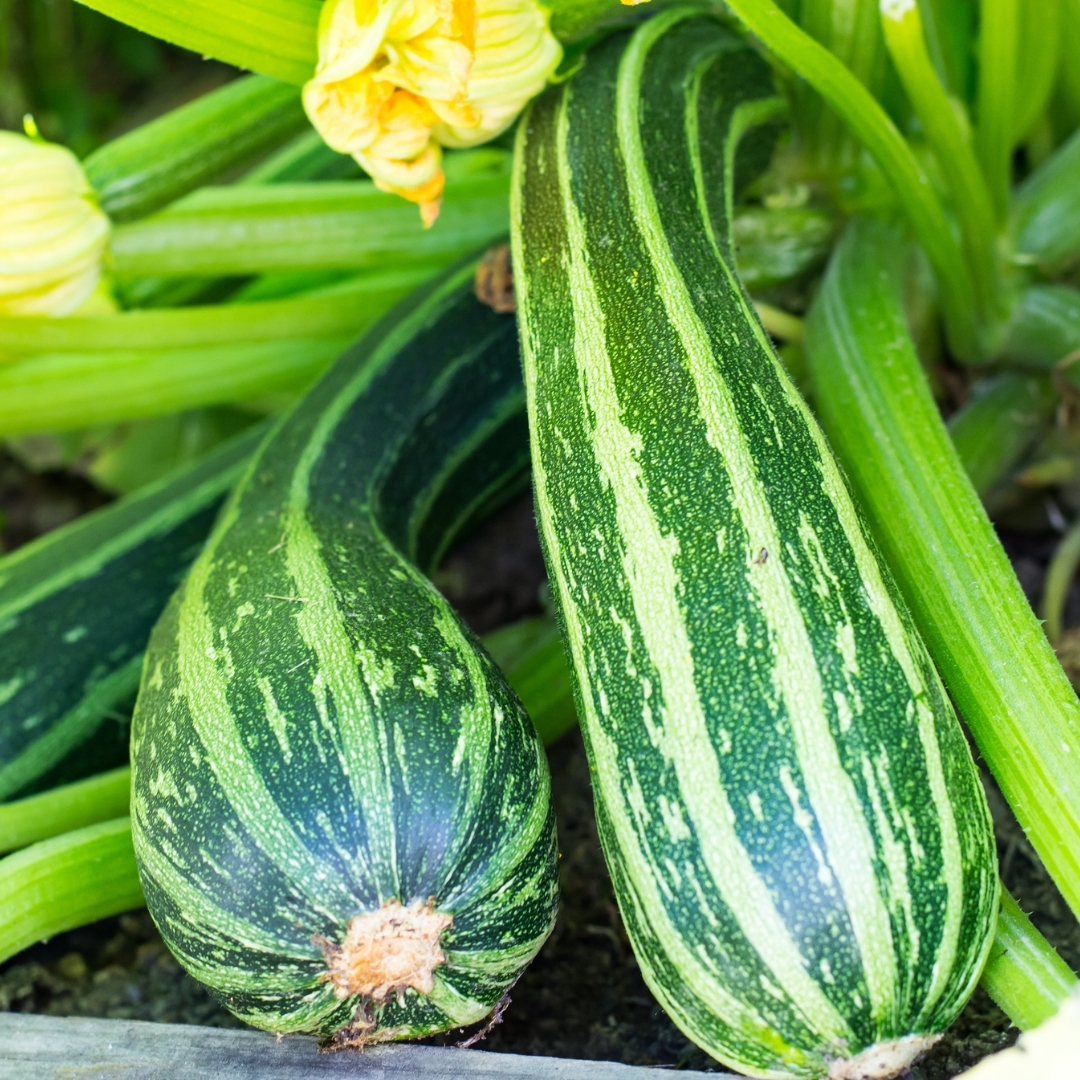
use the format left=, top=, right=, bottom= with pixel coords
left=0, top=768, right=130, bottom=856
left=108, top=154, right=512, bottom=280
left=981, top=891, right=1078, bottom=1030
left=805, top=217, right=1080, bottom=922
left=722, top=0, right=981, bottom=358
left=1012, top=0, right=1061, bottom=143
left=83, top=76, right=307, bottom=222
left=0, top=817, right=143, bottom=966
left=0, top=270, right=429, bottom=436
left=880, top=0, right=1003, bottom=333
left=795, top=0, right=886, bottom=175
left=975, top=0, right=1018, bottom=222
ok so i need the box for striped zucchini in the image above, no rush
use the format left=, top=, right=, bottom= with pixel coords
left=512, top=12, right=998, bottom=1079
left=131, top=261, right=558, bottom=1042
left=0, top=426, right=263, bottom=801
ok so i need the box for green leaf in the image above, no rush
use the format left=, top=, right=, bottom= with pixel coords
left=946, top=372, right=1056, bottom=499
left=72, top=0, right=319, bottom=84
left=84, top=75, right=307, bottom=221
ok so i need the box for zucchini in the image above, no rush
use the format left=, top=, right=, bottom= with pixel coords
left=0, top=425, right=264, bottom=801
left=512, top=12, right=998, bottom=1079
left=131, top=260, right=558, bottom=1042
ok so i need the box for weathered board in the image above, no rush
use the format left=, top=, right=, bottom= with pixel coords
left=0, top=1013, right=734, bottom=1079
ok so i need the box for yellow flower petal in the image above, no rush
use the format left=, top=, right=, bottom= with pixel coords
left=303, top=0, right=561, bottom=206
left=0, top=132, right=110, bottom=317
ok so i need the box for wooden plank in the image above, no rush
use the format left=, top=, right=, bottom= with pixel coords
left=0, top=1013, right=733, bottom=1079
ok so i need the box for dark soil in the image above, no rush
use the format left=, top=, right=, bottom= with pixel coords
left=2, top=480, right=1078, bottom=1077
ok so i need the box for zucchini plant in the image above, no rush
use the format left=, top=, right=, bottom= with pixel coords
left=130, top=260, right=559, bottom=1042
left=512, top=11, right=998, bottom=1077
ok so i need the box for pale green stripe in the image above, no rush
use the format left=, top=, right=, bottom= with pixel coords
left=516, top=84, right=782, bottom=1053
left=428, top=973, right=494, bottom=1026
left=618, top=17, right=879, bottom=1036
left=130, top=799, right=317, bottom=962
left=176, top=496, right=357, bottom=921
left=282, top=506, right=395, bottom=890
left=271, top=264, right=482, bottom=897
left=912, top=699, right=972, bottom=1023
left=793, top=290, right=971, bottom=1020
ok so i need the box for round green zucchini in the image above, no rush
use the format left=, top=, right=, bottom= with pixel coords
left=512, top=12, right=998, bottom=1079
left=131, top=261, right=558, bottom=1042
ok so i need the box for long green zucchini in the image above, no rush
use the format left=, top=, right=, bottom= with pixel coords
left=131, top=259, right=558, bottom=1042
left=512, top=12, right=997, bottom=1078
left=0, top=425, right=265, bottom=801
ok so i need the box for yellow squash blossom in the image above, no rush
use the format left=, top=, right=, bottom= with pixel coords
left=0, top=131, right=111, bottom=316
left=303, top=0, right=562, bottom=224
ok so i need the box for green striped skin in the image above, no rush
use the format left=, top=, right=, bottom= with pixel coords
left=131, top=263, right=557, bottom=1041
left=512, top=13, right=997, bottom=1079
left=0, top=426, right=264, bottom=801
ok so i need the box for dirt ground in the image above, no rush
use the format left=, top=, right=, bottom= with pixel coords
left=1, top=462, right=1078, bottom=1077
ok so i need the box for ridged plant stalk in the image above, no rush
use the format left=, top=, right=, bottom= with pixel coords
left=1011, top=0, right=1061, bottom=144
left=83, top=75, right=307, bottom=221
left=108, top=152, right=512, bottom=280
left=0, top=270, right=430, bottom=434
left=0, top=818, right=143, bottom=964
left=721, top=0, right=982, bottom=358
left=804, top=217, right=1080, bottom=926
left=0, top=767, right=130, bottom=856
left=980, top=892, right=1078, bottom=1030
left=974, top=0, right=1018, bottom=222
left=794, top=0, right=885, bottom=175
left=879, top=0, right=1005, bottom=337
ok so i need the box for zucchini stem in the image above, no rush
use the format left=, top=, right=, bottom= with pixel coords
left=0, top=818, right=143, bottom=967
left=0, top=768, right=130, bottom=857
left=974, top=0, right=1019, bottom=224
left=879, top=0, right=1004, bottom=337
left=981, top=891, right=1079, bottom=1030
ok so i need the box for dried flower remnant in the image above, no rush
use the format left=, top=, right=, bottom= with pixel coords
left=0, top=130, right=111, bottom=316
left=303, top=0, right=561, bottom=225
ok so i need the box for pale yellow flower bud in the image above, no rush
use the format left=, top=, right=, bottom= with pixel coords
left=303, top=0, right=562, bottom=224
left=0, top=131, right=111, bottom=316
